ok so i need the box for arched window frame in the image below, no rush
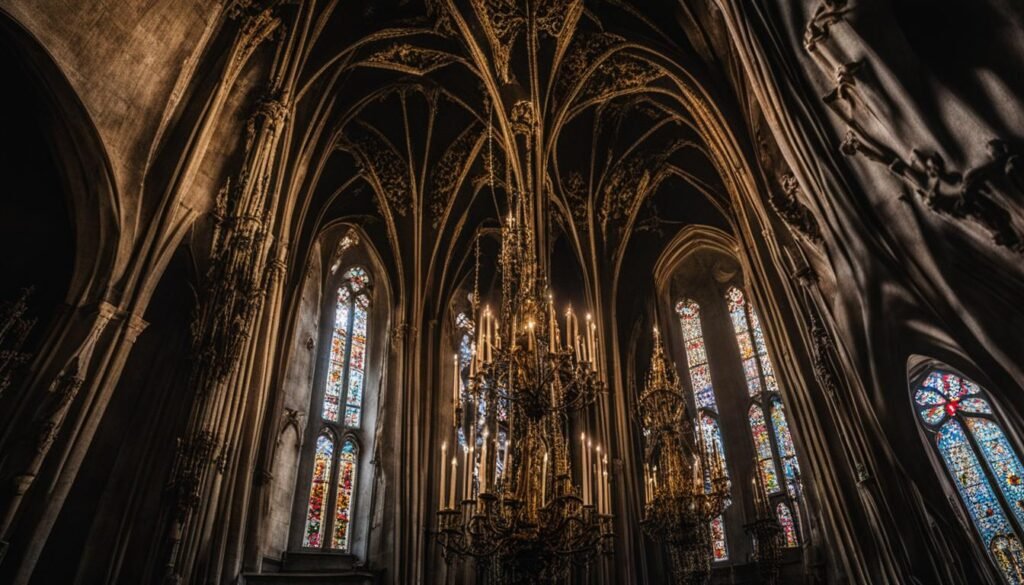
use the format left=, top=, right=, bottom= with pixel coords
left=910, top=364, right=1024, bottom=583
left=726, top=285, right=804, bottom=548
left=296, top=263, right=376, bottom=553
left=676, top=298, right=732, bottom=562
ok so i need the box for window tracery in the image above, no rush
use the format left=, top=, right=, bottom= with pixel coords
left=677, top=298, right=730, bottom=561
left=727, top=286, right=803, bottom=543
left=301, top=265, right=373, bottom=552
left=913, top=368, right=1024, bottom=583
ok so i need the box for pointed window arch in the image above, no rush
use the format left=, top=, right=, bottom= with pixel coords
left=333, top=439, right=359, bottom=550
left=323, top=267, right=371, bottom=427
left=301, top=265, right=373, bottom=552
left=677, top=299, right=730, bottom=561
left=913, top=368, right=1024, bottom=583
left=727, top=286, right=804, bottom=545
left=302, top=434, right=335, bottom=548
left=777, top=502, right=799, bottom=548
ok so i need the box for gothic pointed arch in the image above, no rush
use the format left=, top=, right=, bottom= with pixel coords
left=909, top=360, right=1024, bottom=583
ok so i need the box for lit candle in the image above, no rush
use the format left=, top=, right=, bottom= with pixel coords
left=590, top=322, right=597, bottom=371
left=452, top=354, right=460, bottom=405
left=548, top=295, right=556, bottom=349
left=602, top=468, right=609, bottom=514
left=541, top=450, right=549, bottom=503
left=587, top=438, right=594, bottom=506
left=449, top=456, right=457, bottom=508
left=470, top=445, right=477, bottom=498
left=565, top=306, right=572, bottom=352
left=586, top=314, right=593, bottom=364
left=596, top=445, right=603, bottom=512
left=440, top=441, right=448, bottom=509
left=462, top=446, right=469, bottom=501
left=480, top=431, right=489, bottom=491
left=581, top=433, right=589, bottom=505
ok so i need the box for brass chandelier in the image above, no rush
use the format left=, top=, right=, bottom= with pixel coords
left=435, top=102, right=612, bottom=582
left=639, top=327, right=729, bottom=584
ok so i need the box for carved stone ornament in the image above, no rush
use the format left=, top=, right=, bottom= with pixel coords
left=510, top=99, right=537, bottom=137
left=804, top=0, right=851, bottom=52
left=345, top=122, right=411, bottom=217
left=359, top=43, right=460, bottom=76
left=772, top=173, right=824, bottom=244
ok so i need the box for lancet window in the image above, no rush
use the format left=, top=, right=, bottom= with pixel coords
left=727, top=286, right=803, bottom=547
left=301, top=266, right=372, bottom=550
left=677, top=299, right=730, bottom=561
left=913, top=368, right=1024, bottom=583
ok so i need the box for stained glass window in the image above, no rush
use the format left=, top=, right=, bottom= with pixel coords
left=777, top=502, right=799, bottom=547
left=303, top=435, right=334, bottom=548
left=914, top=368, right=1024, bottom=584
left=333, top=440, right=358, bottom=550
left=771, top=397, right=801, bottom=498
left=322, top=288, right=350, bottom=421
left=678, top=298, right=732, bottom=559
left=456, top=312, right=475, bottom=449
left=726, top=287, right=775, bottom=398
left=710, top=515, right=728, bottom=561
left=677, top=300, right=719, bottom=413
left=344, top=295, right=368, bottom=427
left=728, top=287, right=803, bottom=502
left=305, top=265, right=373, bottom=551
left=750, top=404, right=780, bottom=493
left=323, top=267, right=371, bottom=427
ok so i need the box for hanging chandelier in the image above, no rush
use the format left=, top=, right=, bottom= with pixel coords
left=435, top=101, right=612, bottom=583
left=639, top=327, right=729, bottom=584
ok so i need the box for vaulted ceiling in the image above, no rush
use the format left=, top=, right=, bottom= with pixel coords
left=272, top=0, right=757, bottom=314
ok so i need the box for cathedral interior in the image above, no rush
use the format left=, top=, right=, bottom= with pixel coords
left=1, top=1, right=1024, bottom=584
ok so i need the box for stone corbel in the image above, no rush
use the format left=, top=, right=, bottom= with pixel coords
left=771, top=173, right=825, bottom=245
left=804, top=0, right=853, bottom=54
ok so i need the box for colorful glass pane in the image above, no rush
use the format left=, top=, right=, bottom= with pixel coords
left=686, top=338, right=707, bottom=366
left=343, top=304, right=368, bottom=427
left=677, top=299, right=719, bottom=413
left=700, top=413, right=730, bottom=483
left=777, top=503, right=799, bottom=547
left=991, top=535, right=1024, bottom=585
left=936, top=419, right=1014, bottom=547
left=710, top=515, right=728, bottom=561
left=750, top=404, right=780, bottom=493
left=303, top=435, right=334, bottom=548
left=919, top=406, right=947, bottom=425
left=961, top=397, right=993, bottom=415
left=915, top=388, right=946, bottom=407
left=332, top=440, right=358, bottom=549
left=322, top=290, right=351, bottom=421
left=344, top=266, right=369, bottom=293
left=771, top=398, right=801, bottom=493
left=966, top=417, right=1024, bottom=530
left=676, top=300, right=703, bottom=341
left=736, top=332, right=755, bottom=359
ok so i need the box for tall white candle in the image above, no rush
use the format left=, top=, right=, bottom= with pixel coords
left=440, top=441, right=448, bottom=509
left=480, top=431, right=489, bottom=491
left=565, top=307, right=571, bottom=352
left=462, top=446, right=469, bottom=501
left=541, top=450, right=549, bottom=503
left=587, top=438, right=594, bottom=506
left=449, top=456, right=457, bottom=508
left=595, top=445, right=603, bottom=511
left=580, top=433, right=589, bottom=504
left=452, top=354, right=460, bottom=405
left=602, top=469, right=609, bottom=514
